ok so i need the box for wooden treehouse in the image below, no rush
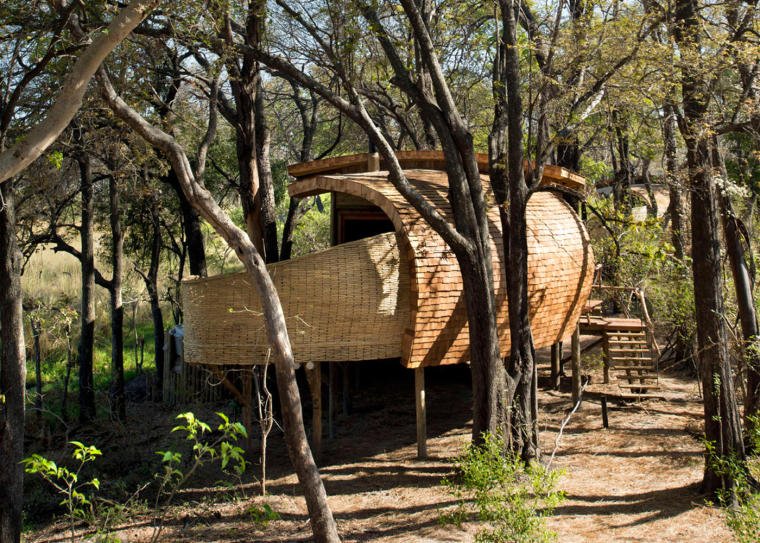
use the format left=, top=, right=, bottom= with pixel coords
left=181, top=151, right=595, bottom=456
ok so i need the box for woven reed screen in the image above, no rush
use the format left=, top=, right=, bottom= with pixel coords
left=183, top=232, right=410, bottom=366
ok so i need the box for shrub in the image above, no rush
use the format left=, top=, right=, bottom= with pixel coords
left=440, top=433, right=565, bottom=543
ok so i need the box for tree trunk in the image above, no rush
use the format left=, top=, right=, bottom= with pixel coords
left=280, top=197, right=300, bottom=261
left=77, top=150, right=96, bottom=422
left=164, top=167, right=207, bottom=277
left=0, top=183, right=26, bottom=543
left=254, top=72, right=279, bottom=263
left=458, top=256, right=507, bottom=443
left=673, top=0, right=745, bottom=496
left=109, top=175, right=125, bottom=420
left=32, top=317, right=42, bottom=414
left=99, top=70, right=341, bottom=543
left=662, top=102, right=686, bottom=262
left=146, top=206, right=165, bottom=395
left=490, top=0, right=539, bottom=461
left=713, top=143, right=760, bottom=436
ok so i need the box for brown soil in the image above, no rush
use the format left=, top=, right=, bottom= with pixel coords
left=27, top=340, right=732, bottom=542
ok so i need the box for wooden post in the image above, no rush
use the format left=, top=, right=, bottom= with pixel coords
left=550, top=342, right=562, bottom=390
left=367, top=152, right=380, bottom=172
left=602, top=333, right=610, bottom=384
left=571, top=325, right=582, bottom=406
left=415, top=367, right=427, bottom=459
left=342, top=363, right=351, bottom=415
left=328, top=363, right=337, bottom=439
left=307, top=363, right=322, bottom=458
left=162, top=339, right=170, bottom=404
left=243, top=369, right=253, bottom=454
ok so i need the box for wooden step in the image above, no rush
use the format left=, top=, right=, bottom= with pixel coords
left=618, top=384, right=661, bottom=390
left=616, top=376, right=658, bottom=382
left=618, top=393, right=666, bottom=400
left=609, top=347, right=650, bottom=353
left=611, top=366, right=657, bottom=371
left=610, top=356, right=654, bottom=363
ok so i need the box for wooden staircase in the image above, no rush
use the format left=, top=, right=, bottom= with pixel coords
left=604, top=327, right=661, bottom=398
left=581, top=288, right=663, bottom=400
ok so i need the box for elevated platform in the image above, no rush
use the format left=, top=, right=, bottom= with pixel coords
left=580, top=316, right=646, bottom=333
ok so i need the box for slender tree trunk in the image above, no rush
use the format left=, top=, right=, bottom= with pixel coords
left=254, top=72, right=279, bottom=263
left=77, top=150, right=96, bottom=422
left=146, top=206, right=165, bottom=395
left=164, top=167, right=207, bottom=277
left=61, top=326, right=73, bottom=420
left=713, top=143, right=760, bottom=436
left=280, top=197, right=300, bottom=261
left=673, top=0, right=745, bottom=496
left=32, top=317, right=42, bottom=414
left=109, top=175, right=125, bottom=420
left=663, top=102, right=686, bottom=262
left=488, top=0, right=539, bottom=461
left=99, top=70, right=340, bottom=543
left=0, top=182, right=26, bottom=543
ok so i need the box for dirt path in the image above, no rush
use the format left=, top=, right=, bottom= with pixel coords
left=29, top=348, right=731, bottom=542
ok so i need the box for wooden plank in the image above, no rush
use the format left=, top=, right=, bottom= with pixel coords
left=415, top=367, right=427, bottom=459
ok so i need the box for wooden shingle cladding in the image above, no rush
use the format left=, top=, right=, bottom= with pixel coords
left=289, top=169, right=595, bottom=368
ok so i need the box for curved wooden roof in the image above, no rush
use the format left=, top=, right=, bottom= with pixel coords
left=287, top=150, right=586, bottom=191
left=289, top=169, right=595, bottom=368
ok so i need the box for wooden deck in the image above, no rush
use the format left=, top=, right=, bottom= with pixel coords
left=580, top=315, right=646, bottom=333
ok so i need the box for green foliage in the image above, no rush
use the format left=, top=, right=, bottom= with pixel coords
left=22, top=441, right=102, bottom=542
left=150, top=411, right=248, bottom=540
left=247, top=504, right=281, bottom=527
left=440, top=433, right=564, bottom=543
left=706, top=416, right=760, bottom=543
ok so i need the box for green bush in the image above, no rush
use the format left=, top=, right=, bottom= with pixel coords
left=440, top=433, right=565, bottom=543
left=708, top=416, right=760, bottom=543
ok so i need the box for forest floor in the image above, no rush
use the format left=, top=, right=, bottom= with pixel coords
left=25, top=338, right=733, bottom=542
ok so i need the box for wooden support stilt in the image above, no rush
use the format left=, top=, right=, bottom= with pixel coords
left=342, top=363, right=351, bottom=415
left=571, top=325, right=582, bottom=406
left=306, top=363, right=322, bottom=458
left=415, top=367, right=427, bottom=459
left=328, top=363, right=337, bottom=439
left=550, top=342, right=562, bottom=390
left=243, top=369, right=253, bottom=453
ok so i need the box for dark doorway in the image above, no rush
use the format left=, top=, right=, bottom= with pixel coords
left=338, top=212, right=394, bottom=244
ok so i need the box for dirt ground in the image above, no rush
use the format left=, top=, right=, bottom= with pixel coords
left=27, top=339, right=733, bottom=542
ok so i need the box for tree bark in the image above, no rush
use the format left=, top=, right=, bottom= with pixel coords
left=662, top=102, right=686, bottom=262
left=488, top=0, right=539, bottom=461
left=144, top=206, right=165, bottom=395
left=164, top=167, right=207, bottom=277
left=0, top=182, right=26, bottom=543
left=109, top=175, right=125, bottom=420
left=673, top=0, right=745, bottom=495
left=77, top=149, right=96, bottom=422
left=712, top=143, right=760, bottom=436
left=98, top=69, right=340, bottom=543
